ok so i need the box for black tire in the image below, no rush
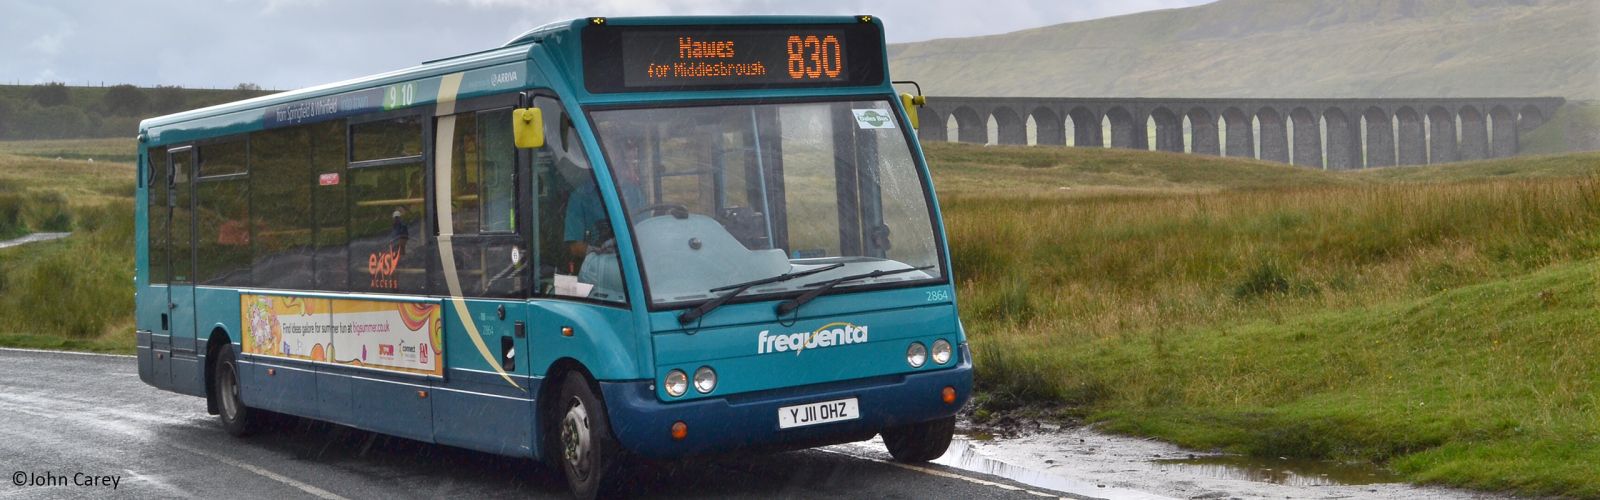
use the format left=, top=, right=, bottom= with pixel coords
left=882, top=416, right=956, bottom=463
left=550, top=375, right=620, bottom=500
left=213, top=347, right=263, bottom=437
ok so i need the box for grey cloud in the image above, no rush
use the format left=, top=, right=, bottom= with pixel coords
left=0, top=0, right=1211, bottom=89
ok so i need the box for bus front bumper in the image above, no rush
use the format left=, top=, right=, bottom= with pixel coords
left=599, top=349, right=973, bottom=459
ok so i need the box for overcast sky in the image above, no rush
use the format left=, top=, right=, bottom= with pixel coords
left=1, top=0, right=1212, bottom=90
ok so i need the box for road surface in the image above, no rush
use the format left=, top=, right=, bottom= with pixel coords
left=0, top=348, right=1085, bottom=499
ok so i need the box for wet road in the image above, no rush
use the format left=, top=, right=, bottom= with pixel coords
left=0, top=348, right=1080, bottom=499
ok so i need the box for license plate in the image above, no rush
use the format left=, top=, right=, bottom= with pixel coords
left=777, top=398, right=859, bottom=429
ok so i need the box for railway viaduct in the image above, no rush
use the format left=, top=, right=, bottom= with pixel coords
left=916, top=97, right=1566, bottom=169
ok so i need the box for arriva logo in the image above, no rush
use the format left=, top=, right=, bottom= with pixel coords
left=757, top=322, right=868, bottom=355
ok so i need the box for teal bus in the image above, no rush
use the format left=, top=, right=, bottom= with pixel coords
left=135, top=15, right=969, bottom=498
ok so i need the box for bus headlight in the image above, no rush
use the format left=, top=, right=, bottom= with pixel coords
left=906, top=342, right=927, bottom=368
left=693, top=366, right=717, bottom=394
left=932, top=339, right=952, bottom=365
left=664, top=369, right=688, bottom=397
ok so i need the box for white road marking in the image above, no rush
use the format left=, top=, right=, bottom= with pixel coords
left=169, top=443, right=351, bottom=500
left=0, top=346, right=133, bottom=358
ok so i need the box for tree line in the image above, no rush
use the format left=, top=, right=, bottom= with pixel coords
left=0, top=82, right=275, bottom=140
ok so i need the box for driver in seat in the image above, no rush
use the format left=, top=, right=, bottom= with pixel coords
left=564, top=135, right=647, bottom=256
left=562, top=134, right=646, bottom=298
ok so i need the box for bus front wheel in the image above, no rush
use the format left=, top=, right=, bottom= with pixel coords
left=882, top=416, right=955, bottom=463
left=552, top=375, right=619, bottom=499
left=213, top=347, right=263, bottom=436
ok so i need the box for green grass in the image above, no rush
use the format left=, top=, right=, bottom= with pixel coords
left=1353, top=150, right=1600, bottom=182
left=0, top=178, right=74, bottom=240
left=927, top=143, right=1600, bottom=497
left=921, top=142, right=1356, bottom=199
left=0, top=138, right=139, bottom=163
left=0, top=150, right=136, bottom=349
left=1051, top=262, right=1600, bottom=497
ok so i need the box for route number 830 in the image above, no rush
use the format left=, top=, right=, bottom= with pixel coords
left=786, top=35, right=843, bottom=80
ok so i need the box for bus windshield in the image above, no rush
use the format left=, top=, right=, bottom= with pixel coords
left=591, top=99, right=943, bottom=308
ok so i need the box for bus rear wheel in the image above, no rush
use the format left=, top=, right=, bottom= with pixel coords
left=213, top=347, right=263, bottom=436
left=882, top=416, right=955, bottom=463
left=552, top=375, right=619, bottom=500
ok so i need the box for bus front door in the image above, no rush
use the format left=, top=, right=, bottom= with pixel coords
left=167, top=147, right=202, bottom=395
left=428, top=98, right=536, bottom=455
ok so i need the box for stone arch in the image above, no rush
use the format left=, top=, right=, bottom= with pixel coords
left=1151, top=107, right=1183, bottom=152
left=918, top=108, right=947, bottom=143
left=1068, top=107, right=1100, bottom=147
left=1362, top=107, right=1394, bottom=168
left=1257, top=107, right=1288, bottom=163
left=1106, top=107, right=1139, bottom=149
left=1187, top=107, right=1220, bottom=155
left=1290, top=107, right=1322, bottom=168
left=1458, top=106, right=1488, bottom=161
left=950, top=106, right=984, bottom=144
left=1427, top=106, right=1457, bottom=163
left=1489, top=105, right=1517, bottom=158
left=1519, top=105, right=1546, bottom=131
left=1222, top=108, right=1254, bottom=159
left=1396, top=107, right=1425, bottom=166
left=1324, top=108, right=1360, bottom=170
left=1030, top=107, right=1064, bottom=146
left=992, top=107, right=1025, bottom=145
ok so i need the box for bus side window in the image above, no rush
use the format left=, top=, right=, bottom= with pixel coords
left=530, top=96, right=624, bottom=303
left=348, top=116, right=429, bottom=294
left=250, top=127, right=315, bottom=290
left=196, top=138, right=251, bottom=286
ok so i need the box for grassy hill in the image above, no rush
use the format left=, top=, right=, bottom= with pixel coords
left=888, top=0, right=1599, bottom=100
left=2, top=139, right=1599, bottom=494
left=0, top=139, right=135, bottom=352
left=0, top=84, right=274, bottom=140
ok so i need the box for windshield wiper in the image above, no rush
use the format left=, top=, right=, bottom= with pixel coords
left=775, top=266, right=933, bottom=316
left=678, top=263, right=844, bottom=325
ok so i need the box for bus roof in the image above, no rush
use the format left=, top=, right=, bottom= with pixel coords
left=139, top=42, right=531, bottom=145
left=139, top=15, right=884, bottom=146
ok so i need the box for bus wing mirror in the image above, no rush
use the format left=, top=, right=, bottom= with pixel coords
left=900, top=93, right=923, bottom=130
left=512, top=108, right=545, bottom=149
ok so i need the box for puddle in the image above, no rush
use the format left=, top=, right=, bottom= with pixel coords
left=930, top=438, right=1170, bottom=500
left=1151, top=455, right=1400, bottom=486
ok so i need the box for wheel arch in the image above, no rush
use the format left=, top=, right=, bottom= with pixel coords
left=536, top=357, right=601, bottom=463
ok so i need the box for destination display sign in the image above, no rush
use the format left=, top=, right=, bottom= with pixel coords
left=584, top=23, right=885, bottom=93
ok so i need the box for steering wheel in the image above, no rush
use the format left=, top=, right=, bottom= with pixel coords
left=632, top=203, right=690, bottom=220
